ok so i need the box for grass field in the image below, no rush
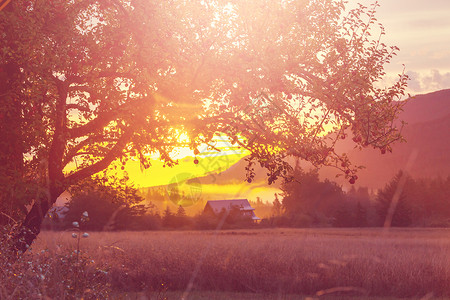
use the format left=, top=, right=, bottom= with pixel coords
left=4, top=228, right=450, bottom=299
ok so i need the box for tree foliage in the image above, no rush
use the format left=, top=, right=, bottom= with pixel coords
left=271, top=194, right=283, bottom=217
left=65, top=175, right=146, bottom=230
left=376, top=171, right=450, bottom=227
left=0, top=0, right=408, bottom=252
left=376, top=171, right=413, bottom=227
left=281, top=164, right=346, bottom=225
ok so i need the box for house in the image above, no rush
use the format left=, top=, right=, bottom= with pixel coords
left=203, top=199, right=260, bottom=221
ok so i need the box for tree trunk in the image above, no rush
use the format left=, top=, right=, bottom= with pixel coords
left=12, top=182, right=64, bottom=255
left=0, top=61, right=26, bottom=224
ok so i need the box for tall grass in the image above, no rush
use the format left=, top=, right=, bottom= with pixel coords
left=27, top=228, right=450, bottom=298
left=0, top=223, right=112, bottom=299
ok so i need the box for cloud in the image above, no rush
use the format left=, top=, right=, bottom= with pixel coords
left=406, top=70, right=450, bottom=93
left=406, top=71, right=423, bottom=92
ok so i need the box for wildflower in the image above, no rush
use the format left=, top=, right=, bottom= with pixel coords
left=72, top=221, right=79, bottom=228
left=72, top=233, right=78, bottom=238
left=82, top=232, right=89, bottom=238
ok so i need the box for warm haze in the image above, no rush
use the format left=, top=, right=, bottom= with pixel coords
left=1, top=1, right=449, bottom=299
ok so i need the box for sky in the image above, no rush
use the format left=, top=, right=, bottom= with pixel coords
left=347, top=0, right=450, bottom=94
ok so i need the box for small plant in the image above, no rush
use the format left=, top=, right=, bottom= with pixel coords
left=71, top=211, right=90, bottom=264
left=69, top=211, right=94, bottom=296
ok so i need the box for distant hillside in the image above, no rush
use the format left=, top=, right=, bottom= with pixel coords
left=401, top=89, right=450, bottom=124
left=318, top=114, right=450, bottom=189
left=321, top=89, right=450, bottom=189
left=198, top=89, right=450, bottom=190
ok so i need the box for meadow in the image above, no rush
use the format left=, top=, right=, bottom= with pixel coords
left=2, top=228, right=449, bottom=299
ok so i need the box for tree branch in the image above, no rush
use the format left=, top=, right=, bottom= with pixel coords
left=67, top=109, right=118, bottom=139
left=66, top=103, right=91, bottom=112
left=63, top=135, right=118, bottom=166
left=97, top=71, right=137, bottom=80
left=67, top=95, right=153, bottom=139
left=64, top=130, right=133, bottom=184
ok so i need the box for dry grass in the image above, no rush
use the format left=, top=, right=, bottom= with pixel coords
left=28, top=228, right=450, bottom=299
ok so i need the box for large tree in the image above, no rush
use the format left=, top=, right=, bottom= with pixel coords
left=0, top=0, right=408, bottom=253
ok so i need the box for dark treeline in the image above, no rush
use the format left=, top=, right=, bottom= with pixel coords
left=42, top=168, right=450, bottom=231
left=270, top=167, right=450, bottom=228
left=44, top=201, right=257, bottom=231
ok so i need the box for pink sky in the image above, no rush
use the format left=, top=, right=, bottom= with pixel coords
left=348, top=0, right=450, bottom=94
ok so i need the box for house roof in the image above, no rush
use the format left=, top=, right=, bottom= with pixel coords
left=204, top=199, right=260, bottom=220
left=205, top=199, right=254, bottom=211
